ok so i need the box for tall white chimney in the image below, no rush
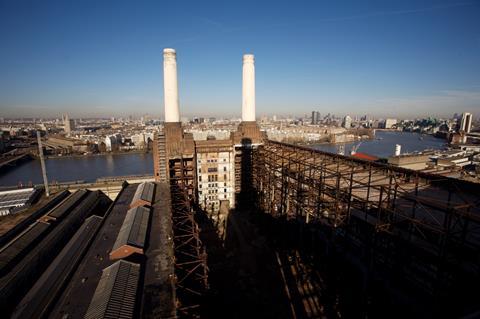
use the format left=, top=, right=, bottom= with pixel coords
left=242, top=54, right=256, bottom=122
left=163, top=48, right=180, bottom=123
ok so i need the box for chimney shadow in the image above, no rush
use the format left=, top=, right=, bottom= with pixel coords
left=237, top=138, right=253, bottom=210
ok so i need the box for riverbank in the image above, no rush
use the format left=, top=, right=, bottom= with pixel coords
left=44, top=149, right=150, bottom=159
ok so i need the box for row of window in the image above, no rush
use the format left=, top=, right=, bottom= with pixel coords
left=199, top=158, right=228, bottom=163
left=199, top=174, right=229, bottom=182
left=199, top=182, right=228, bottom=188
left=198, top=166, right=228, bottom=173
left=199, top=188, right=228, bottom=194
left=201, top=194, right=228, bottom=200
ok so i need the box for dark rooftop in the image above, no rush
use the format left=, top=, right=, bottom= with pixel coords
left=0, top=221, right=51, bottom=275
left=84, top=260, right=141, bottom=319
left=44, top=189, right=88, bottom=221
left=110, top=205, right=151, bottom=258
left=11, top=215, right=103, bottom=319
left=49, top=183, right=138, bottom=318
left=130, top=182, right=155, bottom=209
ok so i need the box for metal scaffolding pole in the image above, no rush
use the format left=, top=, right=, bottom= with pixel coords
left=36, top=131, right=49, bottom=197
left=252, top=139, right=480, bottom=314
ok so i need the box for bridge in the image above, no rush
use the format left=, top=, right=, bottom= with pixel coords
left=0, top=153, right=32, bottom=171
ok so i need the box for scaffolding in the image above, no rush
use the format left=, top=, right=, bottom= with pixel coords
left=169, top=156, right=208, bottom=318
left=252, top=140, right=480, bottom=311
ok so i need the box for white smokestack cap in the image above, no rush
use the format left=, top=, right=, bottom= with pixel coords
left=163, top=48, right=180, bottom=123
left=242, top=54, right=255, bottom=122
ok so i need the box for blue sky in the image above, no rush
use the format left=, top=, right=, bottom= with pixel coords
left=0, top=0, right=479, bottom=119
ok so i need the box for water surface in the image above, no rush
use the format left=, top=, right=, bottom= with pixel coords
left=313, top=131, right=446, bottom=158
left=0, top=152, right=153, bottom=186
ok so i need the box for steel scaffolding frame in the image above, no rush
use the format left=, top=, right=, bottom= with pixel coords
left=252, top=140, right=480, bottom=302
left=169, top=157, right=208, bottom=318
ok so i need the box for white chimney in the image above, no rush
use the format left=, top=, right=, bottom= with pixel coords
left=242, top=54, right=256, bottom=122
left=163, top=48, right=180, bottom=123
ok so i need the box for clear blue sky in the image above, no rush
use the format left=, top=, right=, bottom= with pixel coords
left=0, top=0, right=479, bottom=119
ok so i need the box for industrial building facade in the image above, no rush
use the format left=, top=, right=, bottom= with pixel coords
left=153, top=49, right=265, bottom=215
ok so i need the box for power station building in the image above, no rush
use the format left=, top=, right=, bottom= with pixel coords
left=153, top=49, right=265, bottom=214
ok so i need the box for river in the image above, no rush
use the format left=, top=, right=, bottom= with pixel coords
left=312, top=130, right=447, bottom=158
left=0, top=131, right=447, bottom=187
left=0, top=152, right=153, bottom=187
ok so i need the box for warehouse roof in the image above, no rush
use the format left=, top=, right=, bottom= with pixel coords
left=11, top=216, right=103, bottom=319
left=84, top=260, right=141, bottom=319
left=110, top=206, right=151, bottom=260
left=0, top=188, right=41, bottom=216
left=43, top=189, right=88, bottom=221
left=129, top=182, right=155, bottom=209
left=48, top=184, right=137, bottom=318
left=0, top=221, right=51, bottom=275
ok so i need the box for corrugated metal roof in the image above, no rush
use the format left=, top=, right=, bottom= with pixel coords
left=0, top=191, right=111, bottom=316
left=47, top=189, right=88, bottom=220
left=0, top=190, right=70, bottom=248
left=0, top=221, right=51, bottom=275
left=11, top=216, right=103, bottom=319
left=84, top=260, right=140, bottom=319
left=112, top=206, right=150, bottom=252
left=130, top=182, right=155, bottom=206
left=0, top=188, right=36, bottom=210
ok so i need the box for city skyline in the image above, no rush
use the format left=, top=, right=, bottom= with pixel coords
left=1, top=0, right=480, bottom=118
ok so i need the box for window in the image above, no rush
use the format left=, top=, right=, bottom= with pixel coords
left=224, top=194, right=227, bottom=199
left=199, top=168, right=201, bottom=173
left=208, top=167, right=218, bottom=173
left=199, top=176, right=202, bottom=182
left=214, top=175, right=218, bottom=181
left=224, top=188, right=227, bottom=193
left=223, top=166, right=227, bottom=172
left=224, top=182, right=227, bottom=186
left=199, top=191, right=202, bottom=195
left=224, top=174, right=227, bottom=180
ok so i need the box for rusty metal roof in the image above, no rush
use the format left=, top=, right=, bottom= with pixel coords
left=84, top=260, right=140, bottom=319
left=130, top=182, right=155, bottom=207
left=112, top=206, right=150, bottom=252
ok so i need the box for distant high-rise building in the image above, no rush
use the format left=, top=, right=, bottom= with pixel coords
left=383, top=118, right=397, bottom=129
left=64, top=114, right=75, bottom=135
left=460, top=112, right=473, bottom=133
left=311, top=111, right=320, bottom=125
left=342, top=115, right=352, bottom=129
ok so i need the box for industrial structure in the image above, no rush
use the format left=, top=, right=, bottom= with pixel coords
left=0, top=49, right=479, bottom=318
left=150, top=48, right=480, bottom=318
